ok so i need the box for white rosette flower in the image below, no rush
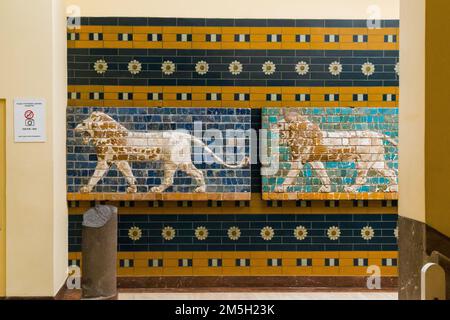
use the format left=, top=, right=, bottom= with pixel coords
left=195, top=61, right=209, bottom=75
left=394, top=227, right=399, bottom=239
left=394, top=62, right=400, bottom=76
left=162, top=226, right=176, bottom=241
left=227, top=226, right=241, bottom=241
left=94, top=59, right=108, bottom=74
left=294, top=226, right=308, bottom=241
left=128, top=59, right=142, bottom=75
left=161, top=60, right=176, bottom=75
left=295, top=61, right=310, bottom=75
left=327, top=226, right=341, bottom=241
left=128, top=226, right=142, bottom=241
left=261, top=226, right=275, bottom=241
left=361, top=62, right=376, bottom=76
left=262, top=61, right=276, bottom=75
left=195, top=226, right=209, bottom=241
left=329, top=61, right=343, bottom=76
left=229, top=60, right=243, bottom=75
left=361, top=226, right=375, bottom=241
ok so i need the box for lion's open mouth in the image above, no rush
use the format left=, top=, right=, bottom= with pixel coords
left=82, top=131, right=92, bottom=144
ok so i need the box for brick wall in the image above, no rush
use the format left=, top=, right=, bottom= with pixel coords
left=67, top=17, right=399, bottom=279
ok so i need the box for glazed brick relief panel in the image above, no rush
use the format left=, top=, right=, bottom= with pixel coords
left=68, top=212, right=399, bottom=277
left=67, top=107, right=251, bottom=196
left=67, top=17, right=399, bottom=278
left=262, top=107, right=398, bottom=198
left=69, top=213, right=398, bottom=253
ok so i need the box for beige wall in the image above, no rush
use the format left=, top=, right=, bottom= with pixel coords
left=66, top=0, right=399, bottom=19
left=398, top=0, right=426, bottom=223
left=0, top=100, right=6, bottom=296
left=425, top=0, right=450, bottom=237
left=0, top=0, right=67, bottom=296
left=52, top=0, right=70, bottom=292
left=0, top=0, right=402, bottom=296
left=399, top=0, right=450, bottom=238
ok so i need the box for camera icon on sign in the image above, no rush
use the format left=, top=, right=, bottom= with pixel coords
left=25, top=118, right=35, bottom=127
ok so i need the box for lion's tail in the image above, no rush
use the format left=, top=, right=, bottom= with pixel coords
left=383, top=135, right=398, bottom=147
left=191, top=137, right=250, bottom=169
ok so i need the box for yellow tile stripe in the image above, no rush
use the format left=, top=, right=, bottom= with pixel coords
left=69, top=251, right=398, bottom=277
left=68, top=85, right=399, bottom=108
left=67, top=193, right=398, bottom=215
left=263, top=192, right=399, bottom=201
left=68, top=26, right=399, bottom=50
left=67, top=192, right=250, bottom=202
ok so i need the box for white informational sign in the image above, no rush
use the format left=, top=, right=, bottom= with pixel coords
left=14, top=99, right=46, bottom=143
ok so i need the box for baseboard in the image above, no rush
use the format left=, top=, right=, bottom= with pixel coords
left=5, top=278, right=68, bottom=300
left=117, top=276, right=398, bottom=289
left=4, top=276, right=398, bottom=299
left=54, top=279, right=69, bottom=300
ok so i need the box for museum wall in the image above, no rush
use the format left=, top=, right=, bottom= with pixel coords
left=0, top=0, right=68, bottom=297
left=65, top=0, right=400, bottom=283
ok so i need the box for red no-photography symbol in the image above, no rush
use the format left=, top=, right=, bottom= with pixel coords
left=24, top=110, right=34, bottom=119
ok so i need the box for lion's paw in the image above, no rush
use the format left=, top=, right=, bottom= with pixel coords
left=80, top=185, right=92, bottom=193
left=194, top=186, right=206, bottom=193
left=150, top=186, right=165, bottom=193
left=318, top=186, right=332, bottom=193
left=273, top=185, right=285, bottom=193
left=127, top=185, right=137, bottom=193
left=344, top=186, right=358, bottom=193
left=386, top=185, right=398, bottom=193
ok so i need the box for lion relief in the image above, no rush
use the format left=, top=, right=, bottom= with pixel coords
left=271, top=109, right=398, bottom=193
left=75, top=112, right=250, bottom=193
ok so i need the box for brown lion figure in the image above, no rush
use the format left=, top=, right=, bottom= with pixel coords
left=75, top=112, right=250, bottom=193
left=273, top=108, right=398, bottom=193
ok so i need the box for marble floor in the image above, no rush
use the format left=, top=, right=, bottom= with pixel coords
left=119, top=289, right=398, bottom=300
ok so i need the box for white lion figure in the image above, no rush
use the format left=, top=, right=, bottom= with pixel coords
left=272, top=109, right=398, bottom=193
left=74, top=112, right=249, bottom=193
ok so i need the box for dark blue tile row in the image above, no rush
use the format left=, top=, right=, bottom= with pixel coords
left=251, top=109, right=262, bottom=193
left=68, top=48, right=400, bottom=58
left=71, top=17, right=399, bottom=28
left=68, top=214, right=398, bottom=252
left=69, top=78, right=399, bottom=88
left=68, top=49, right=399, bottom=87
left=67, top=107, right=251, bottom=194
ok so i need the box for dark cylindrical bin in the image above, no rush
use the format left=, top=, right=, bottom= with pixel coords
left=81, top=205, right=118, bottom=300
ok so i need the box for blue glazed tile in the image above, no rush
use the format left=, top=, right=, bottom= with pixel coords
left=119, top=215, right=149, bottom=222
left=295, top=20, right=325, bottom=27
left=67, top=107, right=251, bottom=194
left=222, top=236, right=251, bottom=244
left=177, top=18, right=206, bottom=26
left=206, top=19, right=235, bottom=27
left=178, top=244, right=209, bottom=251
left=381, top=245, right=398, bottom=251
left=89, top=17, right=118, bottom=25
left=118, top=17, right=148, bottom=26
left=354, top=244, right=383, bottom=251
left=68, top=18, right=399, bottom=262
left=325, top=244, right=354, bottom=251
left=268, top=244, right=298, bottom=251
left=69, top=49, right=400, bottom=87
left=235, top=244, right=267, bottom=251
left=69, top=213, right=399, bottom=253
left=119, top=244, right=149, bottom=252
left=296, top=244, right=326, bottom=251
left=325, top=20, right=353, bottom=27
left=267, top=19, right=296, bottom=27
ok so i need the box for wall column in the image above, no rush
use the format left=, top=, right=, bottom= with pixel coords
left=0, top=0, right=68, bottom=297
left=399, top=0, right=450, bottom=300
